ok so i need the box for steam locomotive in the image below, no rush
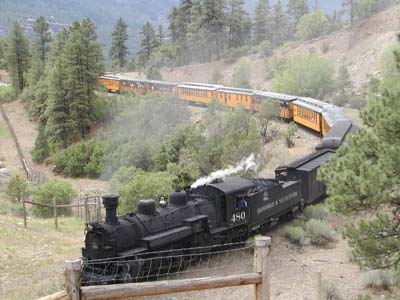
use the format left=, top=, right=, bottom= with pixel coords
left=82, top=149, right=336, bottom=284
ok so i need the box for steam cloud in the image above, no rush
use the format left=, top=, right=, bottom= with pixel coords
left=190, top=154, right=257, bottom=189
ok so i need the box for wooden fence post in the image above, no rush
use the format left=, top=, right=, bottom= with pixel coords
left=22, top=199, right=27, bottom=228
left=316, top=272, right=322, bottom=300
left=65, top=259, right=82, bottom=300
left=84, top=197, right=89, bottom=223
left=53, top=198, right=58, bottom=230
left=254, top=236, right=271, bottom=300
left=97, top=196, right=102, bottom=222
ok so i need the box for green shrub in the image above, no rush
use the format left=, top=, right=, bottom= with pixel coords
left=344, top=245, right=357, bottom=262
left=32, top=179, right=76, bottom=218
left=0, top=86, right=17, bottom=103
left=222, top=45, right=252, bottom=64
left=321, top=279, right=342, bottom=300
left=257, top=41, right=273, bottom=57
left=284, top=122, right=297, bottom=147
left=111, top=167, right=175, bottom=214
left=53, top=140, right=105, bottom=178
left=360, top=269, right=398, bottom=290
left=6, top=175, right=28, bottom=203
left=304, top=204, right=328, bottom=220
left=305, top=219, right=336, bottom=245
left=285, top=225, right=307, bottom=246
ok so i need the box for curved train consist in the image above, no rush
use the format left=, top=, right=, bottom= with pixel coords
left=97, top=74, right=355, bottom=149
left=82, top=75, right=356, bottom=284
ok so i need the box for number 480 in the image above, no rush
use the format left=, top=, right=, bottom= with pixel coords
left=231, top=211, right=246, bottom=223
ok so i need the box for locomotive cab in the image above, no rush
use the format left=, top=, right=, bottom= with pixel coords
left=192, top=176, right=256, bottom=227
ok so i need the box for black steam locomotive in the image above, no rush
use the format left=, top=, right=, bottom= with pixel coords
left=82, top=149, right=336, bottom=284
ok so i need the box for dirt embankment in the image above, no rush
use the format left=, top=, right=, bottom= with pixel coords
left=161, top=4, right=400, bottom=90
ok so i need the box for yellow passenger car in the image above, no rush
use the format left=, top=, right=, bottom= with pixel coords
left=97, top=75, right=121, bottom=92
left=292, top=98, right=330, bottom=135
left=178, top=83, right=222, bottom=105
left=215, top=88, right=256, bottom=110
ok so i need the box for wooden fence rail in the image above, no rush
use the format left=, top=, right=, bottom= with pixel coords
left=0, top=104, right=48, bottom=185
left=22, top=197, right=102, bottom=229
left=37, top=236, right=272, bottom=300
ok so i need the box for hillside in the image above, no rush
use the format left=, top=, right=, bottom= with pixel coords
left=161, top=4, right=400, bottom=90
left=0, top=0, right=343, bottom=53
left=0, top=0, right=177, bottom=50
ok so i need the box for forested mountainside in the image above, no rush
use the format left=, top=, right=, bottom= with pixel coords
left=0, top=0, right=342, bottom=51
left=0, top=0, right=177, bottom=48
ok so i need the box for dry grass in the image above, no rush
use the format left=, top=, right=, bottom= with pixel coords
left=0, top=194, right=83, bottom=300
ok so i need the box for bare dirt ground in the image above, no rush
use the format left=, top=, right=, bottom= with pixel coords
left=1, top=100, right=108, bottom=193
left=135, top=218, right=399, bottom=300
left=161, top=4, right=400, bottom=90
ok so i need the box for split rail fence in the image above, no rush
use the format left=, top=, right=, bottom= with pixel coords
left=0, top=104, right=48, bottom=185
left=21, top=195, right=102, bottom=229
left=36, top=236, right=273, bottom=300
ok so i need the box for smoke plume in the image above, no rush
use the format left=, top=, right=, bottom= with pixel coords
left=190, top=154, right=257, bottom=189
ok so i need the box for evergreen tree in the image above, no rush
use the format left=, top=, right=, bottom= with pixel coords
left=286, top=0, right=309, bottom=34
left=33, top=16, right=51, bottom=65
left=45, top=30, right=75, bottom=149
left=226, top=0, right=250, bottom=48
left=28, top=16, right=51, bottom=89
left=5, top=21, right=30, bottom=93
left=270, top=0, right=289, bottom=47
left=157, top=24, right=165, bottom=44
left=342, top=0, right=354, bottom=26
left=319, top=41, right=400, bottom=270
left=137, top=21, right=159, bottom=67
left=202, top=0, right=226, bottom=61
left=65, top=19, right=103, bottom=138
left=254, top=0, right=271, bottom=45
left=296, top=10, right=330, bottom=40
left=109, top=17, right=129, bottom=69
left=0, top=37, right=5, bottom=68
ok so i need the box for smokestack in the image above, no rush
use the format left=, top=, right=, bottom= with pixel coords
left=102, top=195, right=119, bottom=225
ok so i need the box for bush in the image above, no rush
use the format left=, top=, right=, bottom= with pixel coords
left=53, top=140, right=105, bottom=178
left=232, top=58, right=252, bottom=88
left=256, top=41, right=273, bottom=57
left=321, top=279, right=342, bottom=300
left=272, top=54, right=334, bottom=99
left=304, top=204, right=328, bottom=220
left=222, top=45, right=252, bottom=64
left=285, top=225, right=307, bottom=246
left=110, top=167, right=175, bottom=214
left=0, top=86, right=17, bottom=103
left=6, top=175, right=28, bottom=203
left=284, top=122, right=297, bottom=147
left=361, top=269, right=398, bottom=290
left=345, top=245, right=357, bottom=262
left=305, top=219, right=336, bottom=245
left=32, top=179, right=75, bottom=218
left=296, top=10, right=330, bottom=41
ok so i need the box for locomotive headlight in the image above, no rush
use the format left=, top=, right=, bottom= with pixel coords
left=91, top=242, right=99, bottom=250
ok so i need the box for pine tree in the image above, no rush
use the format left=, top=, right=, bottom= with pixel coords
left=286, top=0, right=309, bottom=33
left=5, top=21, right=30, bottom=93
left=0, top=37, right=5, bottom=68
left=65, top=19, right=103, bottom=138
left=109, top=17, right=129, bottom=69
left=319, top=39, right=400, bottom=270
left=226, top=0, right=250, bottom=48
left=254, top=0, right=271, bottom=45
left=270, top=0, right=289, bottom=46
left=45, top=29, right=75, bottom=149
left=33, top=16, right=51, bottom=65
left=342, top=0, right=354, bottom=26
left=202, top=0, right=226, bottom=61
left=157, top=24, right=165, bottom=44
left=137, top=21, right=159, bottom=67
